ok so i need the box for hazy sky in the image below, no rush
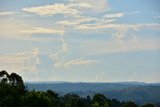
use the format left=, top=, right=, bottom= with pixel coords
left=0, top=0, right=160, bottom=82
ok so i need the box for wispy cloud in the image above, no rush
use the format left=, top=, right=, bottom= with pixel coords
left=1, top=0, right=160, bottom=82
left=57, top=16, right=97, bottom=26
left=22, top=3, right=79, bottom=17
left=70, top=0, right=109, bottom=13
left=77, top=23, right=160, bottom=30
left=54, top=58, right=97, bottom=68
left=22, top=0, right=109, bottom=17
left=81, top=38, right=160, bottom=55
left=0, top=52, right=32, bottom=74
left=0, top=19, right=64, bottom=41
left=53, top=27, right=68, bottom=61
left=20, top=27, right=64, bottom=34
left=0, top=11, right=17, bottom=16
left=102, top=13, right=124, bottom=19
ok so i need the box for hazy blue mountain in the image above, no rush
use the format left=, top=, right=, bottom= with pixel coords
left=25, top=82, right=160, bottom=105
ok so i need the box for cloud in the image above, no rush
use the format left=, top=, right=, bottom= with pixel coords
left=99, top=19, right=117, bottom=24
left=22, top=3, right=79, bottom=17
left=0, top=52, right=32, bottom=74
left=70, top=0, right=109, bottom=13
left=128, top=11, right=141, bottom=15
left=102, top=13, right=124, bottom=19
left=53, top=28, right=69, bottom=61
left=0, top=19, right=64, bottom=42
left=20, top=27, right=64, bottom=34
left=77, top=23, right=160, bottom=30
left=0, top=11, right=17, bottom=16
left=16, top=48, right=55, bottom=80
left=95, top=71, right=105, bottom=82
left=22, top=0, right=109, bottom=17
left=81, top=38, right=160, bottom=55
left=54, top=58, right=97, bottom=68
left=65, top=58, right=97, bottom=66
left=68, top=3, right=93, bottom=9
left=0, top=47, right=55, bottom=80
left=57, top=16, right=97, bottom=26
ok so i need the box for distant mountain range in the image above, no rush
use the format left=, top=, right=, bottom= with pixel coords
left=25, top=82, right=160, bottom=105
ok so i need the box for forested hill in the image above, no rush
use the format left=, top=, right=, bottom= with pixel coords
left=1, top=70, right=159, bottom=107
left=25, top=82, right=160, bottom=105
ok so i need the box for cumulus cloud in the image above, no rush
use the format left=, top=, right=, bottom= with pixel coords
left=20, top=47, right=55, bottom=80
left=0, top=47, right=55, bottom=80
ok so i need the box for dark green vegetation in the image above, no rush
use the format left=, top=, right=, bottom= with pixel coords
left=0, top=70, right=158, bottom=107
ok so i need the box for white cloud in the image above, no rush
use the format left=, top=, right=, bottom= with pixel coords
left=0, top=11, right=17, bottom=16
left=77, top=23, right=124, bottom=29
left=77, top=23, right=160, bottom=30
left=65, top=58, right=97, bottom=66
left=57, top=20, right=79, bottom=26
left=95, top=71, right=105, bottom=82
left=54, top=58, right=97, bottom=68
left=70, top=0, right=109, bottom=13
left=22, top=3, right=79, bottom=17
left=0, top=19, right=64, bottom=42
left=20, top=27, right=64, bottom=34
left=103, top=13, right=124, bottom=18
left=22, top=53, right=54, bottom=81
left=53, top=29, right=69, bottom=61
left=68, top=3, right=93, bottom=9
left=22, top=0, right=109, bottom=17
left=57, top=16, right=97, bottom=26
left=0, top=47, right=55, bottom=80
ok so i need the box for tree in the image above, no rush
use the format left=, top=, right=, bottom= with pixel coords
left=47, top=90, right=60, bottom=107
left=142, top=103, right=154, bottom=107
left=92, top=94, right=109, bottom=107
left=63, top=94, right=85, bottom=107
left=24, top=91, right=52, bottom=107
left=9, top=73, right=24, bottom=85
left=122, top=101, right=137, bottom=107
left=83, top=95, right=91, bottom=107
left=111, top=99, right=121, bottom=107
left=0, top=70, right=26, bottom=107
left=0, top=70, right=10, bottom=83
left=47, top=90, right=58, bottom=99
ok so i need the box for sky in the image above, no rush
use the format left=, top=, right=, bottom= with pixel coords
left=0, top=0, right=160, bottom=82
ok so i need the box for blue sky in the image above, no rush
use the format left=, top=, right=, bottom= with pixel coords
left=0, top=0, right=160, bottom=82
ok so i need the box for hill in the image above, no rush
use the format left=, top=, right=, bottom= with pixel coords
left=25, top=82, right=160, bottom=105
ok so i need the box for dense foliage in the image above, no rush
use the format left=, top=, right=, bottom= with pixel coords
left=0, top=70, right=155, bottom=107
